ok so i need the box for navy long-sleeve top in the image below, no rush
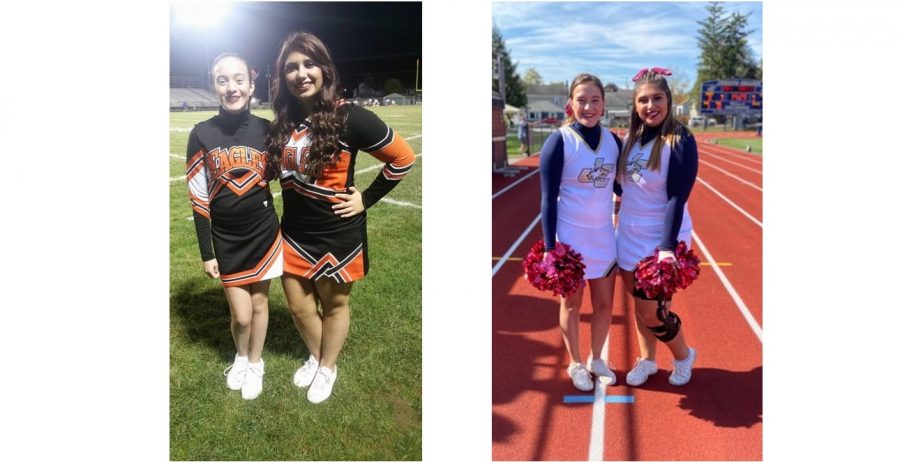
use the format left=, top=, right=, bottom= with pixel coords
left=636, top=125, right=698, bottom=251
left=539, top=122, right=623, bottom=250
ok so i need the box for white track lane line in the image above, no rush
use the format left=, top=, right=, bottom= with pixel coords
left=702, top=142, right=763, bottom=164
left=691, top=230, right=763, bottom=342
left=588, top=335, right=611, bottom=461
left=493, top=169, right=540, bottom=200
left=170, top=153, right=185, bottom=160
left=170, top=175, right=186, bottom=182
left=492, top=213, right=541, bottom=277
left=699, top=152, right=762, bottom=174
left=695, top=177, right=762, bottom=228
left=490, top=208, right=611, bottom=459
left=699, top=159, right=762, bottom=192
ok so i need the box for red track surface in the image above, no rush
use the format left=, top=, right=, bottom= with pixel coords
left=493, top=137, right=762, bottom=460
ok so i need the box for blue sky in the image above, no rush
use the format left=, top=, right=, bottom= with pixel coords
left=492, top=1, right=762, bottom=90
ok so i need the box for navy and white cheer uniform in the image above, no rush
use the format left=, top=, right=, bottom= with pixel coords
left=540, top=122, right=622, bottom=279
left=616, top=125, right=698, bottom=271
left=186, top=108, right=283, bottom=287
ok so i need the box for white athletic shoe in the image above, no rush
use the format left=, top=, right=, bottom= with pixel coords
left=669, top=348, right=697, bottom=386
left=587, top=357, right=617, bottom=386
left=626, top=358, right=658, bottom=387
left=307, top=365, right=337, bottom=404
left=241, top=359, right=265, bottom=400
left=224, top=354, right=249, bottom=391
left=567, top=363, right=594, bottom=392
left=293, top=355, right=320, bottom=388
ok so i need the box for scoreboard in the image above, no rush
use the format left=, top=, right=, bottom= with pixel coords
left=700, top=79, right=762, bottom=114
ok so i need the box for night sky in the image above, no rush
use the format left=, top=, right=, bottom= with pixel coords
left=170, top=2, right=422, bottom=101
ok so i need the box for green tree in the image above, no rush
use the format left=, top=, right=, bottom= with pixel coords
left=691, top=2, right=759, bottom=101
left=666, top=66, right=692, bottom=102
left=523, top=68, right=543, bottom=86
left=384, top=78, right=404, bottom=95
left=492, top=25, right=527, bottom=107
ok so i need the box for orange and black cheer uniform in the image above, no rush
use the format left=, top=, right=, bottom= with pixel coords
left=186, top=108, right=283, bottom=287
left=279, top=103, right=415, bottom=282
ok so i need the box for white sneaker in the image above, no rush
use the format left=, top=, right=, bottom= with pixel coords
left=626, top=358, right=658, bottom=386
left=567, top=363, right=593, bottom=391
left=669, top=348, right=697, bottom=386
left=307, top=365, right=337, bottom=404
left=241, top=359, right=265, bottom=400
left=587, top=357, right=617, bottom=385
left=293, top=355, right=320, bottom=388
left=223, top=354, right=249, bottom=390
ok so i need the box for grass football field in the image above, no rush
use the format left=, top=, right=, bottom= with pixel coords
left=169, top=105, right=422, bottom=460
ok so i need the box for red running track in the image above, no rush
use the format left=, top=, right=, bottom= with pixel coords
left=493, top=140, right=762, bottom=460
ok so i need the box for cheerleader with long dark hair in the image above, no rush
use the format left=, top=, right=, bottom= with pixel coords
left=265, top=32, right=415, bottom=403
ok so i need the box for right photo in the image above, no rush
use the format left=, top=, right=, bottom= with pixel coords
left=491, top=1, right=762, bottom=460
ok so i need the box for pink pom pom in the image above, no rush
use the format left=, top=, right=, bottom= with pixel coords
left=634, top=241, right=701, bottom=300
left=522, top=240, right=586, bottom=297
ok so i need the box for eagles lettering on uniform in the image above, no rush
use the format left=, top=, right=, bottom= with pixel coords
left=279, top=103, right=415, bottom=283
left=185, top=108, right=283, bottom=287
left=279, top=104, right=415, bottom=228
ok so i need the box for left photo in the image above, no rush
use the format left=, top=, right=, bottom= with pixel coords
left=169, top=2, right=422, bottom=460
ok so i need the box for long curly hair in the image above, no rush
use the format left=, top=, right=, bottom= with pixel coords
left=264, top=32, right=349, bottom=180
left=617, top=71, right=688, bottom=180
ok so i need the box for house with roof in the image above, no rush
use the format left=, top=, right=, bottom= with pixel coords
left=524, top=82, right=637, bottom=126
left=603, top=84, right=633, bottom=127
left=383, top=92, right=409, bottom=105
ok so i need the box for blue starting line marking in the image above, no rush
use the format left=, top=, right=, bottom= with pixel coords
left=563, top=395, right=635, bottom=404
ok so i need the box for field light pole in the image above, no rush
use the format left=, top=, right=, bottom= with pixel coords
left=173, top=2, right=232, bottom=91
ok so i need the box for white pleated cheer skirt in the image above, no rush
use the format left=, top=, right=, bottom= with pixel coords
left=616, top=219, right=692, bottom=272
left=556, top=220, right=617, bottom=279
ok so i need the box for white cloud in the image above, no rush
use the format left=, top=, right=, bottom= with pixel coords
left=494, top=1, right=762, bottom=88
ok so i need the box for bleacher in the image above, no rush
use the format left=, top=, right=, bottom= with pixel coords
left=170, top=87, right=218, bottom=110
left=170, top=76, right=219, bottom=110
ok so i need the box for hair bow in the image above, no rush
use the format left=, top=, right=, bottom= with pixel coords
left=632, top=67, right=672, bottom=82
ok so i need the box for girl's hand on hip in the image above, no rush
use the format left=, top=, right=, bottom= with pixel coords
left=333, top=186, right=365, bottom=218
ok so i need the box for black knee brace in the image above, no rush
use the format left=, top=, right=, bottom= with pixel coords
left=647, top=304, right=681, bottom=342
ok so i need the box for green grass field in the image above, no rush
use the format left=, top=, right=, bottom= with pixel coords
left=715, top=137, right=763, bottom=154
left=170, top=105, right=422, bottom=460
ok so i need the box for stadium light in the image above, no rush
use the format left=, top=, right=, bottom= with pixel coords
left=173, top=2, right=233, bottom=90
left=173, top=2, right=231, bottom=28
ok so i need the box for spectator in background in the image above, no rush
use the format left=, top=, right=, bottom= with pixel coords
left=518, top=116, right=530, bottom=156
